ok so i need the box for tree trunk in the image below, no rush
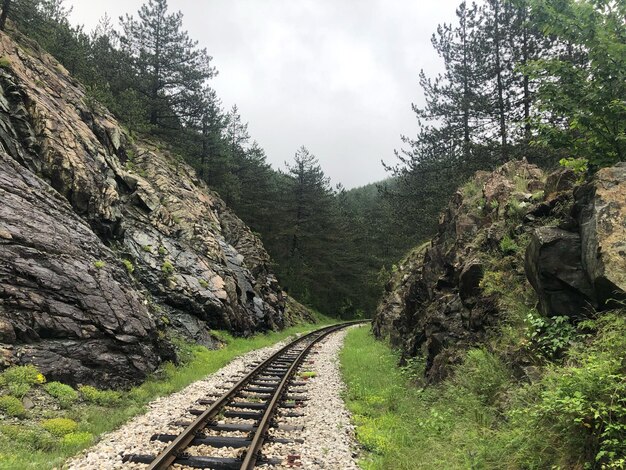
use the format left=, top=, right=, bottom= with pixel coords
left=493, top=1, right=508, bottom=159
left=461, top=10, right=471, bottom=161
left=0, top=0, right=11, bottom=31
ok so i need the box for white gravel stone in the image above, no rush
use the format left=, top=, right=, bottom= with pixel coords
left=66, top=339, right=292, bottom=469
left=67, top=327, right=361, bottom=470
left=260, top=327, right=360, bottom=470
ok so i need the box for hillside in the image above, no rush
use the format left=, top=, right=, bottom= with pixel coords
left=369, top=160, right=626, bottom=466
left=0, top=29, right=311, bottom=388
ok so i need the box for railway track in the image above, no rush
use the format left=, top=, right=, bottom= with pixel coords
left=123, top=321, right=363, bottom=469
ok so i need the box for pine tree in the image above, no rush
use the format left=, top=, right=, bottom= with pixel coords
left=118, top=0, right=216, bottom=129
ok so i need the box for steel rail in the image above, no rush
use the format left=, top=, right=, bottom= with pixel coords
left=239, top=324, right=345, bottom=468
left=146, top=321, right=363, bottom=470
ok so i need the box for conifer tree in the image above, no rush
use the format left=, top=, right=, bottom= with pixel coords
left=118, top=0, right=216, bottom=128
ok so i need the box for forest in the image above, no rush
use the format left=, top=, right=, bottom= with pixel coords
left=2, top=0, right=624, bottom=317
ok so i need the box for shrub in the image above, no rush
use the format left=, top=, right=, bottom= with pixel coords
left=0, top=424, right=57, bottom=451
left=60, top=431, right=93, bottom=449
left=122, top=259, right=134, bottom=274
left=44, top=382, right=78, bottom=408
left=40, top=418, right=78, bottom=437
left=78, top=385, right=121, bottom=406
left=7, top=383, right=30, bottom=398
left=161, top=261, right=174, bottom=275
left=526, top=312, right=576, bottom=359
left=93, top=260, right=105, bottom=269
left=142, top=244, right=153, bottom=252
left=0, top=57, right=11, bottom=69
left=0, top=364, right=45, bottom=387
left=0, top=395, right=26, bottom=417
left=158, top=245, right=167, bottom=255
left=559, top=157, right=588, bottom=182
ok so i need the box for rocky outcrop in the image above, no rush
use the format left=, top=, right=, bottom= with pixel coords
left=525, top=227, right=596, bottom=317
left=0, top=31, right=309, bottom=386
left=0, top=152, right=166, bottom=387
left=575, top=163, right=626, bottom=306
left=375, top=159, right=626, bottom=381
left=374, top=161, right=544, bottom=379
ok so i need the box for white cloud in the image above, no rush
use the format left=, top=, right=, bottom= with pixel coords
left=66, top=0, right=461, bottom=188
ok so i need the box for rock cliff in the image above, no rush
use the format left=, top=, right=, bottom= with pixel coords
left=374, top=160, right=626, bottom=381
left=0, top=31, right=310, bottom=387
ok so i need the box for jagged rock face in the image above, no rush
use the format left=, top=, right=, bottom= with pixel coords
left=0, top=32, right=309, bottom=385
left=575, top=163, right=626, bottom=306
left=525, top=227, right=596, bottom=317
left=374, top=161, right=544, bottom=380
left=374, top=159, right=626, bottom=382
left=0, top=152, right=165, bottom=387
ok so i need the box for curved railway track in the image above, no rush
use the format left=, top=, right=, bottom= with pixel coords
left=124, top=321, right=364, bottom=469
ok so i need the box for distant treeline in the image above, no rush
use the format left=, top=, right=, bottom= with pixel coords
left=2, top=0, right=623, bottom=317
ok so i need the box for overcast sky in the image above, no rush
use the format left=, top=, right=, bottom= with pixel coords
left=66, top=0, right=461, bottom=189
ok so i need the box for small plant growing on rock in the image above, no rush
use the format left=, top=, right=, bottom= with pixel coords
left=198, top=278, right=209, bottom=288
left=142, top=244, right=153, bottom=253
left=158, top=245, right=167, bottom=255
left=93, top=260, right=105, bottom=269
left=299, top=371, right=317, bottom=379
left=161, top=261, right=174, bottom=275
left=499, top=235, right=519, bottom=254
left=0, top=395, right=26, bottom=418
left=44, top=382, right=78, bottom=408
left=0, top=57, right=11, bottom=69
left=122, top=259, right=134, bottom=274
left=41, top=417, right=78, bottom=437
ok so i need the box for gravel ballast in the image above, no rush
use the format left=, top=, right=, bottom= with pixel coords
left=67, top=327, right=361, bottom=469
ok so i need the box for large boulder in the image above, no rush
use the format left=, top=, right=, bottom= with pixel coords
left=575, top=163, right=626, bottom=306
left=525, top=226, right=596, bottom=317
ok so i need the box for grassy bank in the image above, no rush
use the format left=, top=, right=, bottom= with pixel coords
left=341, top=319, right=626, bottom=469
left=0, top=315, right=335, bottom=469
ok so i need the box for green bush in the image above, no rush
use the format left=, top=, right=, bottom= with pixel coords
left=0, top=364, right=45, bottom=387
left=526, top=311, right=576, bottom=359
left=60, top=431, right=93, bottom=449
left=0, top=395, right=26, bottom=418
left=40, top=418, right=78, bottom=437
left=7, top=382, right=31, bottom=398
left=0, top=424, right=57, bottom=451
left=44, top=382, right=78, bottom=408
left=142, top=244, right=153, bottom=252
left=78, top=385, right=121, bottom=406
left=509, top=312, right=626, bottom=467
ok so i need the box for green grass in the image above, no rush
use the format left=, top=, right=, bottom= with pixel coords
left=341, top=316, right=626, bottom=469
left=0, top=314, right=336, bottom=469
left=341, top=327, right=519, bottom=469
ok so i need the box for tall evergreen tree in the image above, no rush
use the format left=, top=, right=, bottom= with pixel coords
left=118, top=0, right=216, bottom=129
